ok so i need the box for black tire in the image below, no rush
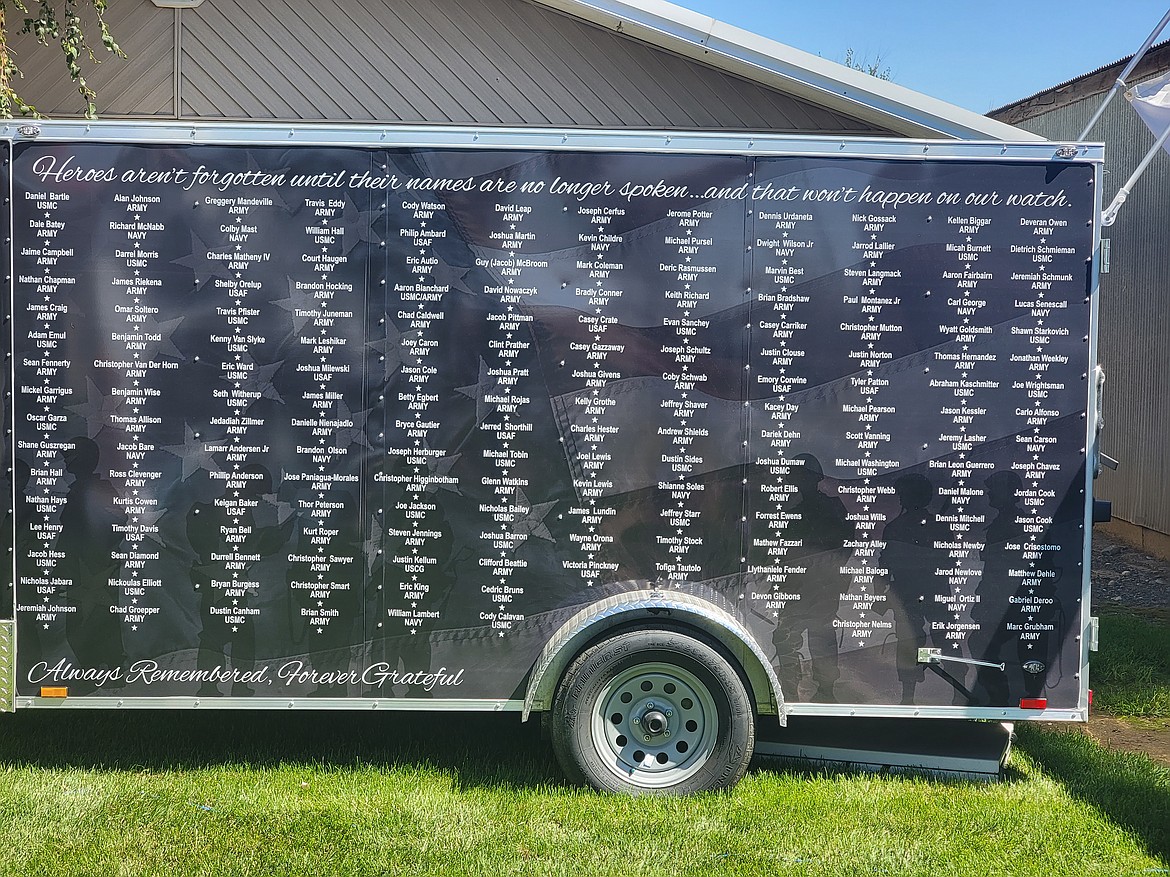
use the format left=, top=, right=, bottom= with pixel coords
left=550, top=628, right=755, bottom=794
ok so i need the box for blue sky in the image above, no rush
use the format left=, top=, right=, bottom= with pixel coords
left=681, top=0, right=1170, bottom=113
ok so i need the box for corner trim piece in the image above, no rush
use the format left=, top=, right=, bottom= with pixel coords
left=0, top=621, right=14, bottom=713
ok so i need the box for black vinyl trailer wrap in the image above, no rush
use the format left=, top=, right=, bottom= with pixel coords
left=0, top=122, right=1104, bottom=792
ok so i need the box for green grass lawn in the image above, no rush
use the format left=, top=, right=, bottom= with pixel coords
left=0, top=707, right=1166, bottom=876
left=1, top=608, right=1167, bottom=876
left=1092, top=608, right=1170, bottom=719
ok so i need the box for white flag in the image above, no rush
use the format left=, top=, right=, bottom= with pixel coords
left=1127, top=68, right=1170, bottom=154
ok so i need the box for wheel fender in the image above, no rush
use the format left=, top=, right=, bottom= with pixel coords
left=523, top=589, right=785, bottom=724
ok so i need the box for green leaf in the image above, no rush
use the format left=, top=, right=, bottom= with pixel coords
left=0, top=0, right=123, bottom=118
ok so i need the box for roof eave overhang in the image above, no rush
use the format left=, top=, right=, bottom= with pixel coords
left=531, top=0, right=1045, bottom=141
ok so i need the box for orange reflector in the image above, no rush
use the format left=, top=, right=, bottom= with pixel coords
left=1020, top=698, right=1047, bottom=710
left=40, top=686, right=68, bottom=698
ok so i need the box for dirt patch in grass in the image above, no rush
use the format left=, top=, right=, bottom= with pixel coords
left=1076, top=532, right=1170, bottom=766
left=1083, top=715, right=1170, bottom=767
left=1040, top=715, right=1170, bottom=768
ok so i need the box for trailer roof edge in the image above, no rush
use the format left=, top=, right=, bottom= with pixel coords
left=527, top=0, right=1046, bottom=142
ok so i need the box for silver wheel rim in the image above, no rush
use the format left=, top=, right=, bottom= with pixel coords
left=590, top=660, right=719, bottom=789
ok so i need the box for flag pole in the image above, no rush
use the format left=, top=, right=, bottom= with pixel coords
left=1102, top=112, right=1170, bottom=225
left=1078, top=7, right=1170, bottom=140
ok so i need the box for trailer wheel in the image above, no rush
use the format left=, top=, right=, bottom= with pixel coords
left=550, top=629, right=754, bottom=794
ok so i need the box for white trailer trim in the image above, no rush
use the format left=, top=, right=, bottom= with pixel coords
left=2, top=120, right=1081, bottom=160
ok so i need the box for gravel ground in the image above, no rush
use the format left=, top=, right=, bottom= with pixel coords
left=1092, top=531, right=1170, bottom=611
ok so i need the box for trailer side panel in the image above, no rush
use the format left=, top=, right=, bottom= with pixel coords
left=6, top=126, right=1099, bottom=719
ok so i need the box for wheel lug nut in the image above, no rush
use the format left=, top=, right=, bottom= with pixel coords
left=665, top=709, right=673, bottom=718
left=664, top=730, right=671, bottom=738
left=646, top=702, right=655, bottom=710
left=632, top=716, right=640, bottom=725
left=644, top=735, right=651, bottom=742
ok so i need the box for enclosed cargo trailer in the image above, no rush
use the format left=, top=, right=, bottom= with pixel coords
left=0, top=122, right=1103, bottom=792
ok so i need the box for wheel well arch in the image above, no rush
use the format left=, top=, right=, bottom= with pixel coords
left=522, top=589, right=786, bottom=723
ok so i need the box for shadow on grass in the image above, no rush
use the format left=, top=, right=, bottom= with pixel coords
left=16, top=709, right=1160, bottom=818
left=3, top=709, right=1033, bottom=796
left=0, top=710, right=568, bottom=792
left=1016, top=724, right=1170, bottom=864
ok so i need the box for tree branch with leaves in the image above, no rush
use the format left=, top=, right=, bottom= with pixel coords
left=0, top=0, right=124, bottom=118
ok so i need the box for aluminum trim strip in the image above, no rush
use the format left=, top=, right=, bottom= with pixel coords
left=5, top=137, right=13, bottom=636
left=14, top=694, right=1085, bottom=721
left=782, top=702, right=1087, bottom=722
left=1081, top=160, right=1106, bottom=714
left=17, top=695, right=525, bottom=711
left=0, top=621, right=13, bottom=713
left=0, top=120, right=1104, bottom=163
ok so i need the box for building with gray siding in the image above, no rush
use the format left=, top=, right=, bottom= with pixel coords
left=994, top=43, right=1170, bottom=557
left=11, top=0, right=1026, bottom=140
